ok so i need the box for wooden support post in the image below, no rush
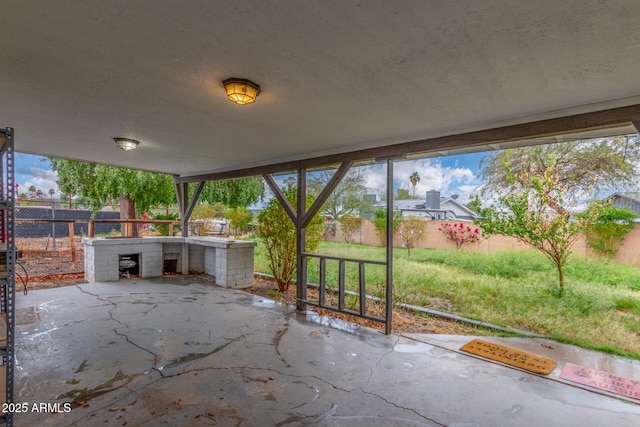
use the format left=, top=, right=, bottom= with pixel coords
left=89, top=221, right=95, bottom=238
left=68, top=222, right=76, bottom=262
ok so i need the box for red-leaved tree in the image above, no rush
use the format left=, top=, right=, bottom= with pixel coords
left=439, top=222, right=481, bottom=249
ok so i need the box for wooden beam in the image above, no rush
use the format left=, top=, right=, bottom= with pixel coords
left=262, top=173, right=297, bottom=223
left=301, top=161, right=353, bottom=228
left=174, top=104, right=640, bottom=184
left=184, top=181, right=205, bottom=220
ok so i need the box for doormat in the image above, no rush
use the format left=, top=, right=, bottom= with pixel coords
left=560, top=362, right=640, bottom=401
left=460, top=339, right=557, bottom=375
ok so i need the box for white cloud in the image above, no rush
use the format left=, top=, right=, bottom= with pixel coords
left=361, top=158, right=479, bottom=201
left=18, top=166, right=60, bottom=196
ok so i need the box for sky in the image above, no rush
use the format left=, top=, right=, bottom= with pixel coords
left=15, top=151, right=487, bottom=204
left=16, top=153, right=59, bottom=197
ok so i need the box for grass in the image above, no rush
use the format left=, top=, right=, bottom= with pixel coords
left=253, top=240, right=640, bottom=359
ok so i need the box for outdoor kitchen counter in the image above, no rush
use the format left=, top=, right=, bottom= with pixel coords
left=82, top=236, right=256, bottom=287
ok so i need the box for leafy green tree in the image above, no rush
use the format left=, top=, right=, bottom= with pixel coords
left=372, top=209, right=401, bottom=246
left=578, top=202, right=637, bottom=258
left=256, top=187, right=323, bottom=292
left=307, top=168, right=370, bottom=218
left=477, top=161, right=598, bottom=293
left=399, top=217, right=425, bottom=256
left=338, top=214, right=362, bottom=243
left=479, top=137, right=640, bottom=212
left=477, top=137, right=640, bottom=293
left=409, top=171, right=421, bottom=199
left=49, top=159, right=263, bottom=220
left=200, top=178, right=264, bottom=208
left=50, top=159, right=176, bottom=220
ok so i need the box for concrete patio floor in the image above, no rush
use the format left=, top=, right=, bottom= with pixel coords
left=13, top=277, right=640, bottom=426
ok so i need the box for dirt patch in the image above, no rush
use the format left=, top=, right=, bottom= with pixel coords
left=247, top=278, right=491, bottom=336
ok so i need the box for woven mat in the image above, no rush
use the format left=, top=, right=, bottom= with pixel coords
left=460, top=339, right=557, bottom=375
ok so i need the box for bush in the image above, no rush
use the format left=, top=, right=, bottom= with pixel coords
left=373, top=209, right=401, bottom=246
left=399, top=217, right=425, bottom=256
left=256, top=187, right=323, bottom=292
left=439, top=222, right=481, bottom=249
left=152, top=212, right=179, bottom=236
left=580, top=202, right=637, bottom=258
left=227, top=207, right=253, bottom=235
left=338, top=214, right=361, bottom=243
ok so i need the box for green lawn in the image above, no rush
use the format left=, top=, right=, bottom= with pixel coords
left=253, top=240, right=640, bottom=359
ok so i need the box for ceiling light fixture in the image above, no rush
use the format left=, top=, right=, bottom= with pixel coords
left=222, top=78, right=261, bottom=105
left=114, top=138, right=140, bottom=151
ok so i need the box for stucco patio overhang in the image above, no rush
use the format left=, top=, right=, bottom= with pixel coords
left=2, top=1, right=640, bottom=179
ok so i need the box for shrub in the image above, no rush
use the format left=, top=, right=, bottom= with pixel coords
left=226, top=207, right=253, bottom=235
left=338, top=214, right=361, bottom=243
left=399, top=217, right=425, bottom=256
left=322, top=216, right=337, bottom=240
left=439, top=222, right=481, bottom=248
left=580, top=202, right=637, bottom=258
left=256, top=187, right=323, bottom=292
left=152, top=212, right=179, bottom=236
left=372, top=209, right=401, bottom=246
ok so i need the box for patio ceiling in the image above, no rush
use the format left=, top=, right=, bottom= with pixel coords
left=2, top=1, right=640, bottom=179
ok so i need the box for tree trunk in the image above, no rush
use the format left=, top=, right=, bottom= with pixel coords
left=556, top=261, right=564, bottom=295
left=119, top=193, right=137, bottom=237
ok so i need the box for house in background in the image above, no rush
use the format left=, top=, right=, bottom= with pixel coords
left=608, top=192, right=640, bottom=222
left=376, top=190, right=480, bottom=221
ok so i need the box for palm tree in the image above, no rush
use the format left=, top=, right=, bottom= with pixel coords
left=409, top=172, right=421, bottom=199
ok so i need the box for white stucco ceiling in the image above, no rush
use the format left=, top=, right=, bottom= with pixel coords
left=2, top=1, right=640, bottom=178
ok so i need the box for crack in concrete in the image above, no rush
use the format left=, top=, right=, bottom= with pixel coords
left=367, top=335, right=401, bottom=384
left=75, top=285, right=165, bottom=378
left=153, top=364, right=444, bottom=426
left=273, top=317, right=291, bottom=367
left=68, top=286, right=442, bottom=426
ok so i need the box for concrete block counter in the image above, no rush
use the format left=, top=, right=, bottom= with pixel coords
left=83, top=236, right=257, bottom=288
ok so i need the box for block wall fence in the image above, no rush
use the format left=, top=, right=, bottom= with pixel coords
left=327, top=220, right=640, bottom=266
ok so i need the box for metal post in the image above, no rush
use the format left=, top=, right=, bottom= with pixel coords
left=385, top=159, right=394, bottom=335
left=296, top=168, right=307, bottom=311
left=51, top=196, right=56, bottom=250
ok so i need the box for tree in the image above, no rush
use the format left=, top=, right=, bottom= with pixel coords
left=439, top=222, right=481, bottom=249
left=200, top=178, right=264, bottom=208
left=479, top=137, right=640, bottom=213
left=49, top=159, right=264, bottom=220
left=227, top=207, right=253, bottom=235
left=256, top=187, right=323, bottom=292
left=476, top=138, right=640, bottom=293
left=50, top=159, right=176, bottom=219
left=477, top=160, right=598, bottom=293
left=372, top=209, right=401, bottom=246
left=28, top=185, right=37, bottom=200
left=399, top=217, right=425, bottom=256
left=338, top=214, right=362, bottom=243
left=396, top=188, right=411, bottom=200
left=409, top=172, right=421, bottom=199
left=307, top=168, right=370, bottom=218
left=578, top=201, right=637, bottom=258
